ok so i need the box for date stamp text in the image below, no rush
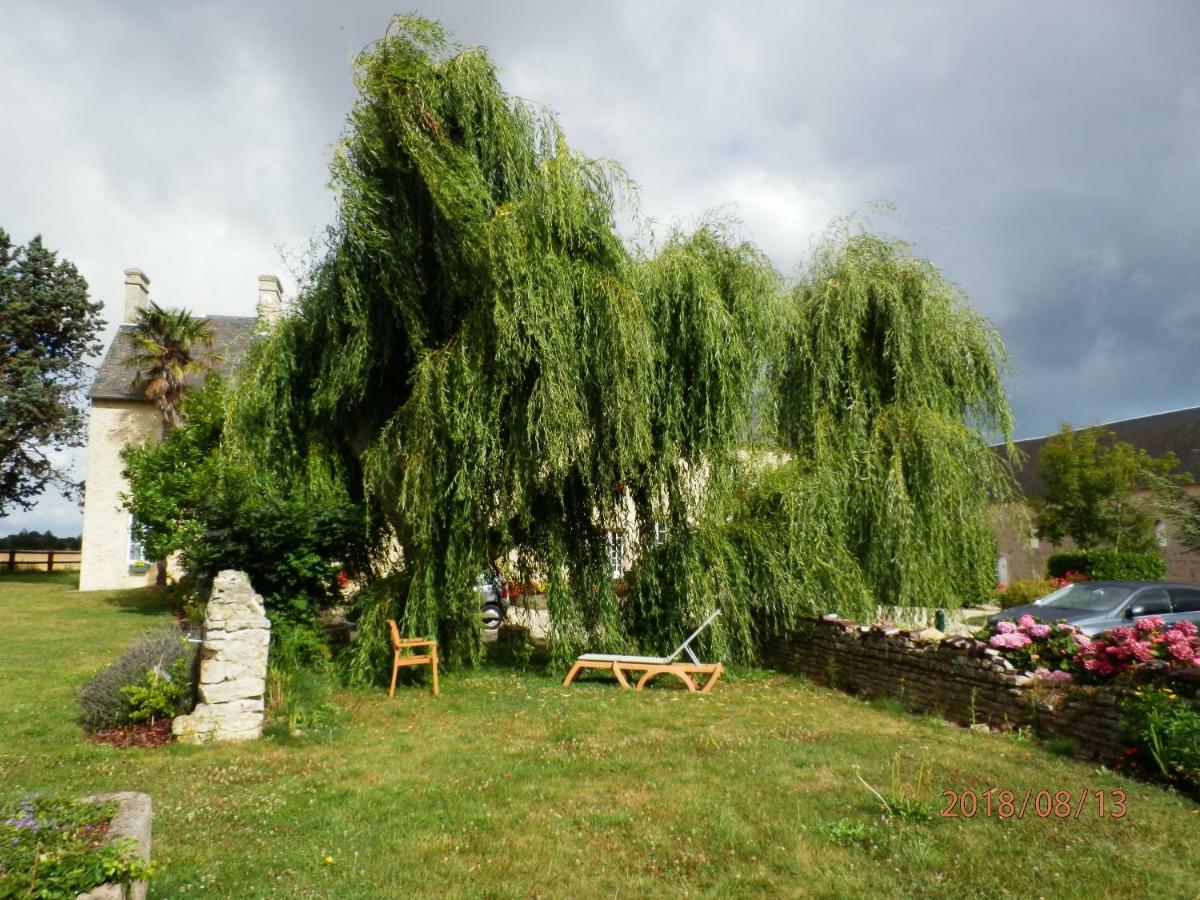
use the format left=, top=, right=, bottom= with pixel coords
left=941, top=788, right=1127, bottom=819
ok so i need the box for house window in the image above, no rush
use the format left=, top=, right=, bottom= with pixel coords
left=128, top=516, right=146, bottom=564
left=996, top=554, right=1009, bottom=586
left=1028, top=533, right=1039, bottom=550
left=653, top=521, right=667, bottom=546
left=605, top=531, right=627, bottom=579
left=1156, top=520, right=1168, bottom=549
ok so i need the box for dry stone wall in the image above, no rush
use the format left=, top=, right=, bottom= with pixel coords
left=762, top=617, right=1134, bottom=764
left=172, top=570, right=269, bottom=743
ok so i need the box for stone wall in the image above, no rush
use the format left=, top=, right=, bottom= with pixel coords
left=78, top=792, right=152, bottom=900
left=79, top=401, right=162, bottom=592
left=173, top=571, right=270, bottom=743
left=762, top=617, right=1132, bottom=763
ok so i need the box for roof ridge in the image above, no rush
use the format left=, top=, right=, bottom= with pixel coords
left=1008, top=404, right=1200, bottom=445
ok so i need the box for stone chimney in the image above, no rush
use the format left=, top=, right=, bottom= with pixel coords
left=256, top=274, right=283, bottom=329
left=123, top=269, right=150, bottom=323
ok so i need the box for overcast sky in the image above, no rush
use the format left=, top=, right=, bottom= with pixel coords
left=3, top=1, right=1199, bottom=535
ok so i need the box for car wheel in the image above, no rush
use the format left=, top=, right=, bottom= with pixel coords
left=481, top=603, right=504, bottom=631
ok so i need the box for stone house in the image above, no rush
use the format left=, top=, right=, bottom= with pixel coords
left=993, top=406, right=1200, bottom=585
left=78, top=269, right=279, bottom=591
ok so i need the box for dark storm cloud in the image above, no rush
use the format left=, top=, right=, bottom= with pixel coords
left=2, top=0, right=1198, bottom=531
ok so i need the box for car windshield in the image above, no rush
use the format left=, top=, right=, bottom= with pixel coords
left=1033, top=583, right=1133, bottom=613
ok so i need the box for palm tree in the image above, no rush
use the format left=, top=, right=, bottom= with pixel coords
left=128, top=301, right=219, bottom=429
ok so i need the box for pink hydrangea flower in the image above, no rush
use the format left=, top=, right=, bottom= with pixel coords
left=1028, top=623, right=1051, bottom=638
left=990, top=632, right=1032, bottom=650
left=1019, top=614, right=1037, bottom=629
left=1172, top=620, right=1197, bottom=637
left=1129, top=640, right=1154, bottom=662
left=996, top=621, right=1017, bottom=634
left=1135, top=616, right=1164, bottom=633
left=1168, top=640, right=1195, bottom=661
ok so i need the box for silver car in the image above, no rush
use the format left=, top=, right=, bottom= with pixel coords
left=473, top=568, right=509, bottom=631
left=988, top=580, right=1200, bottom=637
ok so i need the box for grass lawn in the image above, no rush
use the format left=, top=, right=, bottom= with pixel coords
left=2, top=574, right=1198, bottom=898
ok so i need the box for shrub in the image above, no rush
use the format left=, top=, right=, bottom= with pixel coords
left=1, top=796, right=153, bottom=898
left=77, top=628, right=197, bottom=732
left=1120, top=685, right=1200, bottom=790
left=1075, top=618, right=1200, bottom=680
left=122, top=376, right=371, bottom=632
left=973, top=615, right=1087, bottom=676
left=182, top=489, right=366, bottom=629
left=1046, top=550, right=1165, bottom=581
left=119, top=656, right=192, bottom=725
left=994, top=577, right=1055, bottom=609
left=1050, top=570, right=1088, bottom=589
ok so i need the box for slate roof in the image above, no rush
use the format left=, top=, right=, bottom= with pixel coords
left=89, top=315, right=258, bottom=401
left=997, top=406, right=1200, bottom=498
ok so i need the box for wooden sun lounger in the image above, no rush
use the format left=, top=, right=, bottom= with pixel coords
left=562, top=610, right=724, bottom=693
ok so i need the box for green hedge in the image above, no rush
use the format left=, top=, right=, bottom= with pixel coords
left=1046, top=550, right=1165, bottom=582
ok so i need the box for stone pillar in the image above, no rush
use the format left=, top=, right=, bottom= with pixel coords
left=172, top=570, right=270, bottom=743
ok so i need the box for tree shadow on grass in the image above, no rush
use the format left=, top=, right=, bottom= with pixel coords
left=101, top=587, right=173, bottom=618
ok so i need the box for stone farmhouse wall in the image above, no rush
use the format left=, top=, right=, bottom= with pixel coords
left=762, top=617, right=1143, bottom=764
left=79, top=400, right=162, bottom=592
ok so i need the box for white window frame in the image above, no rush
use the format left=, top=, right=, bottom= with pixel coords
left=605, top=531, right=627, bottom=579
left=127, top=515, right=146, bottom=564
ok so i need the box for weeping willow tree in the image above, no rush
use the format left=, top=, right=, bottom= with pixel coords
left=776, top=226, right=1016, bottom=608
left=220, top=17, right=1014, bottom=677
left=223, top=17, right=780, bottom=673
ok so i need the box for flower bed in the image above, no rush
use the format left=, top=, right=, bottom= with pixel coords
left=1119, top=682, right=1200, bottom=797
left=983, top=614, right=1084, bottom=680
left=967, top=615, right=1200, bottom=796
left=1077, top=618, right=1200, bottom=679
left=0, top=795, right=152, bottom=898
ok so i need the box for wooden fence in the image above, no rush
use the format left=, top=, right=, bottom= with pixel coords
left=3, top=549, right=82, bottom=573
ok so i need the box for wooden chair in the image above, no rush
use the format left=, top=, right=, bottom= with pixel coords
left=562, top=610, right=724, bottom=693
left=387, top=619, right=439, bottom=698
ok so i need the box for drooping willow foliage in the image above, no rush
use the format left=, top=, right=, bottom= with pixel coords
left=224, top=17, right=781, bottom=673
left=220, top=16, right=1015, bottom=677
left=777, top=227, right=1016, bottom=609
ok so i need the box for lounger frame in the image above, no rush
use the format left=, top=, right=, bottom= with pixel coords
left=562, top=610, right=724, bottom=692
